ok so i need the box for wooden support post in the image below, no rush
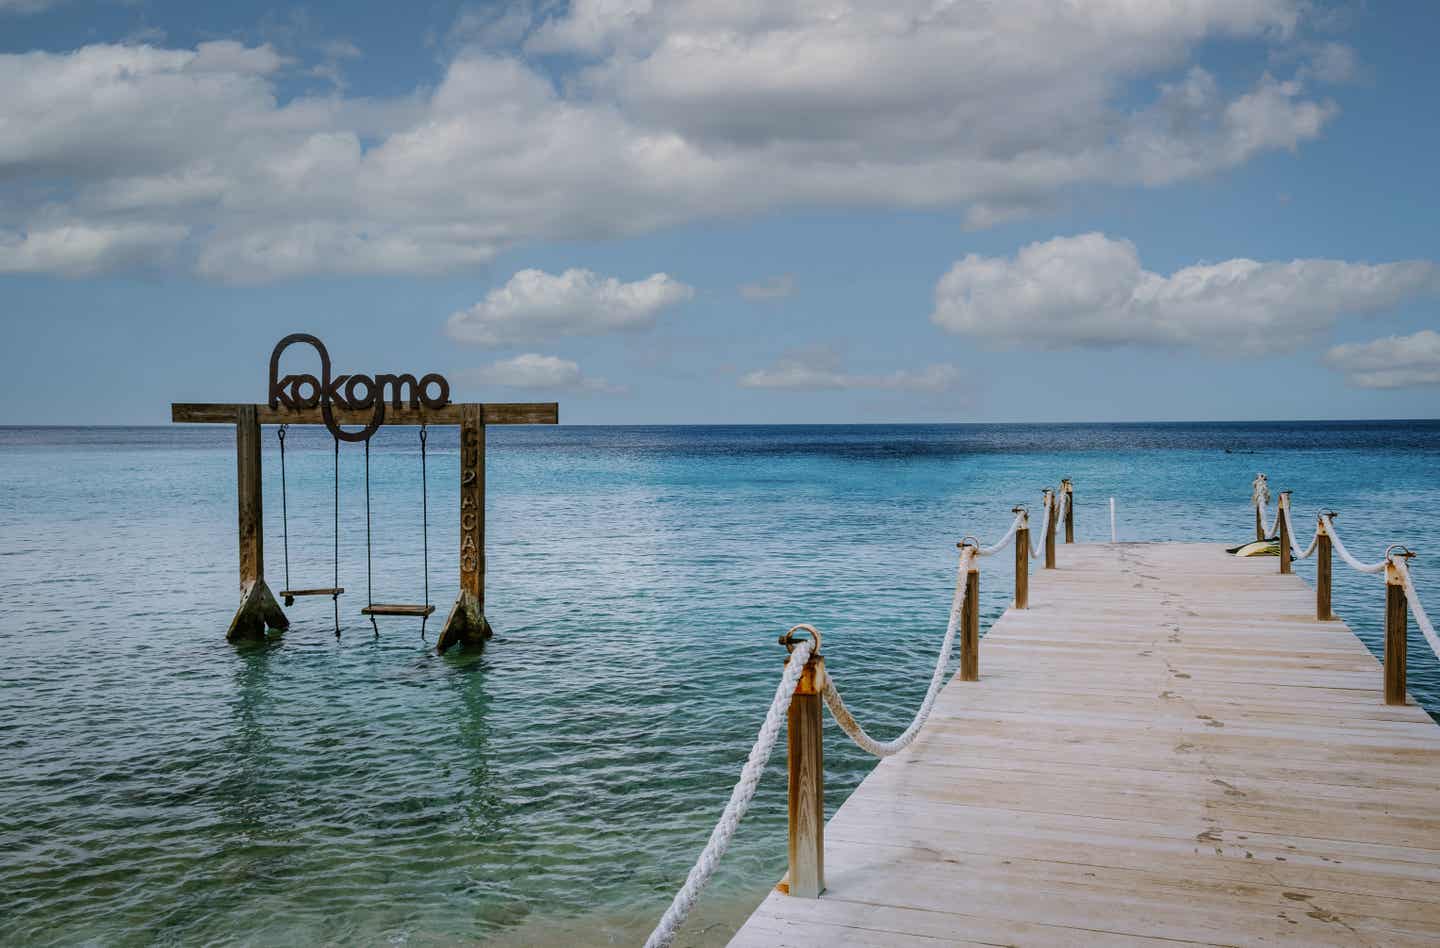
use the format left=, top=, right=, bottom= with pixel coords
left=1278, top=491, right=1292, bottom=575
left=1385, top=556, right=1409, bottom=706
left=438, top=404, right=493, bottom=654
left=961, top=556, right=980, bottom=681
left=1061, top=479, right=1074, bottom=543
left=1044, top=489, right=1057, bottom=570
left=227, top=404, right=288, bottom=642
left=1255, top=506, right=1264, bottom=541
left=1316, top=513, right=1334, bottom=621
left=786, top=649, right=825, bottom=899
left=1013, top=508, right=1029, bottom=610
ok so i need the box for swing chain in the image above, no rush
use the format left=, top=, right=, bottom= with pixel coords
left=420, top=424, right=430, bottom=640
left=277, top=424, right=291, bottom=596
left=333, top=434, right=341, bottom=639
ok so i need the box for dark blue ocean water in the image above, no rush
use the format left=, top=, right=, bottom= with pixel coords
left=2, top=422, right=1438, bottom=945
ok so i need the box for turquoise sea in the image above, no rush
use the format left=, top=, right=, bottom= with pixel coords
left=3, top=421, right=1439, bottom=946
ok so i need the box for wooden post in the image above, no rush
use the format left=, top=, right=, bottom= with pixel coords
left=1278, top=491, right=1292, bottom=575
left=227, top=404, right=288, bottom=642
left=786, top=649, right=825, bottom=898
left=1316, top=514, right=1333, bottom=621
left=1013, top=507, right=1029, bottom=610
left=1385, top=556, right=1409, bottom=706
left=438, top=404, right=493, bottom=653
left=1255, top=506, right=1264, bottom=541
left=1061, top=478, right=1074, bottom=543
left=1044, top=489, right=1057, bottom=570
left=961, top=555, right=980, bottom=681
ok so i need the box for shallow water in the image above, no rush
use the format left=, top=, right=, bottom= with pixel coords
left=3, top=422, right=1438, bottom=945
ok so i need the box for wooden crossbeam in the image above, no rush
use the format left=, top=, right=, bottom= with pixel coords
left=171, top=402, right=557, bottom=426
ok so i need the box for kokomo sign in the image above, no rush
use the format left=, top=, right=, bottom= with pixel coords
left=268, top=333, right=450, bottom=442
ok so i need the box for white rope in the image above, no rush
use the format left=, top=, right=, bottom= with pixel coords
left=644, top=637, right=814, bottom=948
left=1319, top=514, right=1388, bottom=575
left=822, top=547, right=975, bottom=757
left=976, top=511, right=1024, bottom=557
left=1279, top=504, right=1320, bottom=560
left=1395, top=558, right=1440, bottom=664
left=1253, top=475, right=1279, bottom=538
left=1030, top=493, right=1053, bottom=558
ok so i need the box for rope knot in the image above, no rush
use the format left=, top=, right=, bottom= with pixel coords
left=1251, top=473, right=1271, bottom=507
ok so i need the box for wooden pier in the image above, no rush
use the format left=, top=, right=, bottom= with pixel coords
left=731, top=542, right=1440, bottom=946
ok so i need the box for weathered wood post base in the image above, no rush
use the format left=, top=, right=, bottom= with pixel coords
left=961, top=554, right=980, bottom=681
left=1255, top=507, right=1264, bottom=541
left=227, top=578, right=289, bottom=641
left=438, top=404, right=490, bottom=655
left=1013, top=508, right=1029, bottom=610
left=437, top=590, right=493, bottom=653
left=1061, top=479, right=1074, bottom=543
left=1316, top=514, right=1334, bottom=621
left=785, top=647, right=825, bottom=899
left=1044, top=489, right=1057, bottom=570
left=1385, top=556, right=1409, bottom=705
left=1278, top=491, right=1292, bottom=575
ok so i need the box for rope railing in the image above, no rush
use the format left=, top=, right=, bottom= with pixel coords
left=643, top=478, right=1076, bottom=947
left=643, top=635, right=815, bottom=948
left=1248, top=474, right=1435, bottom=707
left=822, top=546, right=976, bottom=757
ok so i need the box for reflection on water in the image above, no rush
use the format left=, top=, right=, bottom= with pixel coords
left=2, top=422, right=1439, bottom=945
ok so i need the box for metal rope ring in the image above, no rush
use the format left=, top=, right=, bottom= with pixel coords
left=277, top=423, right=288, bottom=443
left=958, top=536, right=980, bottom=551
left=1011, top=504, right=1028, bottom=516
left=419, top=424, right=428, bottom=446
left=779, top=623, right=822, bottom=656
left=1386, top=544, right=1416, bottom=561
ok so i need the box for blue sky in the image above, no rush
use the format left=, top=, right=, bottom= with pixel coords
left=2, top=0, right=1438, bottom=424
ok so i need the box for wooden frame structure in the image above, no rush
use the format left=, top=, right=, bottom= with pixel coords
left=172, top=400, right=558, bottom=653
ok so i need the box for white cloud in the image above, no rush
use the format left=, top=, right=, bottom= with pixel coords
left=931, top=233, right=1440, bottom=354
left=466, top=353, right=623, bottom=393
left=0, top=221, right=189, bottom=276
left=739, top=274, right=795, bottom=301
left=446, top=268, right=693, bottom=346
left=1325, top=331, right=1440, bottom=389
left=0, top=4, right=1349, bottom=280
left=741, top=347, right=958, bottom=393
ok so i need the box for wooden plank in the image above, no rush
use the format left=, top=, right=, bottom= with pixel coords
left=279, top=587, right=344, bottom=597
left=361, top=603, right=436, bottom=617
left=730, top=542, right=1440, bottom=946
left=171, top=402, right=558, bottom=426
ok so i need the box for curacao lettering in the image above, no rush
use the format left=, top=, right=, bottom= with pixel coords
left=268, top=333, right=450, bottom=442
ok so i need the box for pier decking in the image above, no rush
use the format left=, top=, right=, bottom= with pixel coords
left=731, top=543, right=1440, bottom=946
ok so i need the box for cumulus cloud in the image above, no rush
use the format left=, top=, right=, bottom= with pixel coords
left=0, top=3, right=1349, bottom=280
left=1325, top=331, right=1440, bottom=389
left=739, top=274, right=795, bottom=301
left=446, top=268, right=693, bottom=346
left=741, top=346, right=958, bottom=393
left=931, top=233, right=1440, bottom=354
left=465, top=352, right=623, bottom=393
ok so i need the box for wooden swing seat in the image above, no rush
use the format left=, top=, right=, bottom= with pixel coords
left=281, top=587, right=344, bottom=606
left=362, top=603, right=436, bottom=618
